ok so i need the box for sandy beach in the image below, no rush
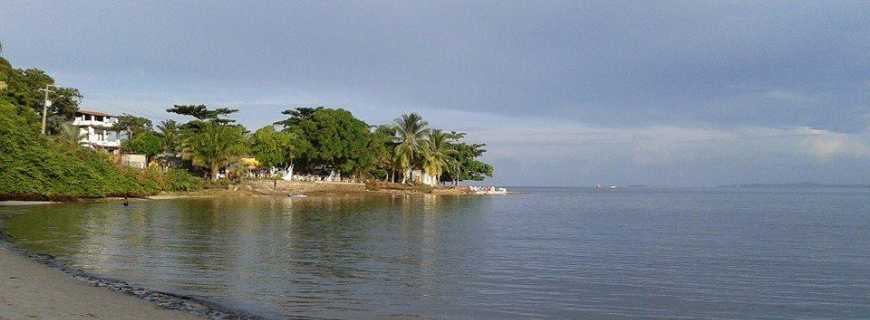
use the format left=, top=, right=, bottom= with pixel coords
left=0, top=246, right=203, bottom=320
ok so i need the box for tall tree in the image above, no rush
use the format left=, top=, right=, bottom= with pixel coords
left=111, top=113, right=152, bottom=139
left=121, top=131, right=163, bottom=162
left=441, top=142, right=494, bottom=185
left=187, top=121, right=247, bottom=180
left=0, top=63, right=81, bottom=134
left=421, top=129, right=457, bottom=184
left=371, top=125, right=400, bottom=182
left=274, top=107, right=324, bottom=129
left=156, top=119, right=180, bottom=154
left=249, top=126, right=301, bottom=179
left=393, top=113, right=429, bottom=183
left=279, top=107, right=370, bottom=178
left=167, top=104, right=238, bottom=126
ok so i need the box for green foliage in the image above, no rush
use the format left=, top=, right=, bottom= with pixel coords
left=0, top=102, right=200, bottom=200
left=441, top=142, right=494, bottom=183
left=55, top=123, right=87, bottom=150
left=421, top=129, right=458, bottom=181
left=111, top=113, right=152, bottom=139
left=122, top=131, right=163, bottom=159
left=0, top=59, right=81, bottom=134
left=280, top=107, right=372, bottom=176
left=140, top=167, right=204, bottom=192
left=156, top=119, right=180, bottom=154
left=0, top=103, right=136, bottom=198
left=274, top=109, right=494, bottom=184
left=249, top=126, right=299, bottom=169
left=187, top=121, right=247, bottom=180
left=167, top=104, right=238, bottom=125
left=362, top=125, right=397, bottom=180
left=164, top=104, right=248, bottom=180
left=393, top=113, right=429, bottom=181
left=274, top=107, right=323, bottom=128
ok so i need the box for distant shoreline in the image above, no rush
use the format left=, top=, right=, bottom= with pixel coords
left=716, top=183, right=870, bottom=189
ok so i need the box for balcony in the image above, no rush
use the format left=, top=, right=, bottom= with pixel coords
left=72, top=119, right=118, bottom=128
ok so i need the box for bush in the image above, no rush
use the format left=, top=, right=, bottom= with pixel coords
left=139, top=167, right=204, bottom=192
left=0, top=102, right=202, bottom=200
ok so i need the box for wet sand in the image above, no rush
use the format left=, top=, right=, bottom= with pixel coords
left=0, top=246, right=203, bottom=320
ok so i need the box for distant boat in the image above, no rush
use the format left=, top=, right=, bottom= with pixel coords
left=470, top=186, right=508, bottom=195
left=594, top=184, right=619, bottom=192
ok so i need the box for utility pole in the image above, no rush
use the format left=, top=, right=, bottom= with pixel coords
left=38, top=84, right=55, bottom=135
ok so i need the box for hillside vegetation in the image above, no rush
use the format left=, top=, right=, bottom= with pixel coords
left=0, top=102, right=201, bottom=200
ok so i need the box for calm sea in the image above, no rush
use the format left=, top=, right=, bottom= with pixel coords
left=1, top=187, right=869, bottom=319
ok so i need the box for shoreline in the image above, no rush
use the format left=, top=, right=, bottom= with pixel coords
left=0, top=183, right=501, bottom=319
left=0, top=230, right=265, bottom=320
left=0, top=180, right=485, bottom=204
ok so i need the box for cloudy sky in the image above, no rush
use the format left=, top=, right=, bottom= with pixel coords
left=3, top=1, right=869, bottom=186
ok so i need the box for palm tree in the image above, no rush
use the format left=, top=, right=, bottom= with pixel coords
left=156, top=119, right=180, bottom=155
left=421, top=129, right=457, bottom=185
left=393, top=113, right=429, bottom=183
left=187, top=121, right=247, bottom=180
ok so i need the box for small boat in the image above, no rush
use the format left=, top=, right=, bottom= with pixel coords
left=470, top=186, right=508, bottom=195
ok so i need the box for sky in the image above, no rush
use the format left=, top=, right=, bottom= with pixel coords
left=2, top=1, right=869, bottom=186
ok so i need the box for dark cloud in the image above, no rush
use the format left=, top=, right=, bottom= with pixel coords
left=2, top=0, right=869, bottom=185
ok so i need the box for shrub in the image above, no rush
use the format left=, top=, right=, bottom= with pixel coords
left=0, top=102, right=202, bottom=200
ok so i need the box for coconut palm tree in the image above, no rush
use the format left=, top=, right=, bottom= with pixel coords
left=187, top=121, right=247, bottom=180
left=393, top=113, right=429, bottom=183
left=156, top=119, right=180, bottom=155
left=421, top=129, right=457, bottom=185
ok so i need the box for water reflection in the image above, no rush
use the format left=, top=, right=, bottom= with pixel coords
left=0, top=195, right=491, bottom=319
left=2, top=189, right=869, bottom=319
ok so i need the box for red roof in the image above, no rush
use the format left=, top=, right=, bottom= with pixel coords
left=76, top=109, right=112, bottom=117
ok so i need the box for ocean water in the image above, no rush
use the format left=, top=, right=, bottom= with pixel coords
left=1, top=187, right=869, bottom=319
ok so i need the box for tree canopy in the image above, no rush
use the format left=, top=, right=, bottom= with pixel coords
left=0, top=63, right=81, bottom=134
left=156, top=119, right=180, bottom=154
left=187, top=121, right=247, bottom=180
left=441, top=142, right=494, bottom=183
left=111, top=113, right=153, bottom=139
left=122, top=131, right=163, bottom=160
left=249, top=126, right=299, bottom=169
left=393, top=113, right=429, bottom=183
left=280, top=107, right=373, bottom=176
left=167, top=104, right=238, bottom=126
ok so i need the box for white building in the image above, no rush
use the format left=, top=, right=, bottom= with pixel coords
left=71, top=110, right=121, bottom=150
left=410, top=169, right=439, bottom=186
